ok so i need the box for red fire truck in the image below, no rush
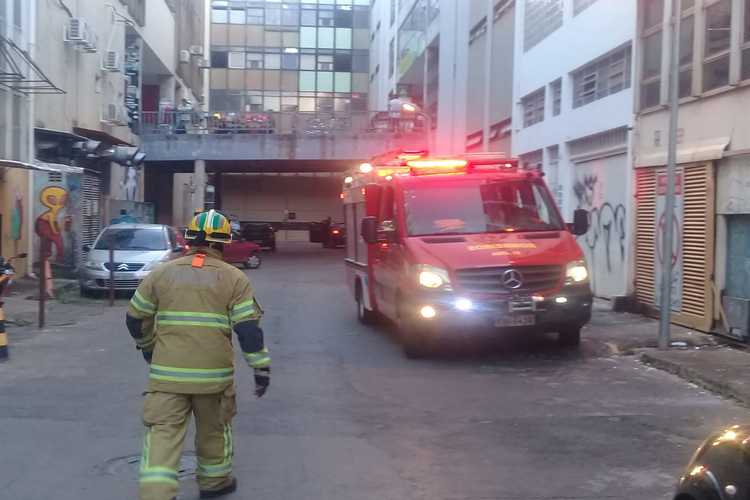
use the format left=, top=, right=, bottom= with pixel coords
left=342, top=150, right=592, bottom=357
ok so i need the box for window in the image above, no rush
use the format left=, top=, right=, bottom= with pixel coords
left=335, top=7, right=354, bottom=27
left=247, top=52, right=264, bottom=69
left=229, top=7, right=245, bottom=24
left=318, top=54, right=334, bottom=71
left=319, top=10, right=334, bottom=26
left=389, top=37, right=395, bottom=76
left=266, top=7, right=281, bottom=25
left=335, top=72, right=352, bottom=92
left=211, top=50, right=228, bottom=68
left=523, top=0, right=563, bottom=52
left=228, top=52, right=246, bottom=69
left=282, top=5, right=299, bottom=26
left=334, top=53, right=352, bottom=71
left=247, top=8, right=263, bottom=24
left=319, top=27, right=335, bottom=48
left=211, top=1, right=228, bottom=23
left=301, top=26, right=317, bottom=47
left=640, top=25, right=662, bottom=109
left=742, top=0, right=750, bottom=80
left=573, top=0, right=597, bottom=16
left=550, top=79, right=561, bottom=116
left=679, top=14, right=694, bottom=97
left=300, top=71, right=316, bottom=91
left=703, top=0, right=731, bottom=91
left=301, top=8, right=317, bottom=25
left=521, top=88, right=545, bottom=128
left=642, top=0, right=663, bottom=31
left=282, top=53, right=299, bottom=70
left=265, top=53, right=281, bottom=70
left=336, top=28, right=352, bottom=48
left=301, top=53, right=316, bottom=69
left=572, top=45, right=632, bottom=108
left=318, top=71, right=334, bottom=91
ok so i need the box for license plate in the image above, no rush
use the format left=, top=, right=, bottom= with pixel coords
left=495, top=314, right=536, bottom=327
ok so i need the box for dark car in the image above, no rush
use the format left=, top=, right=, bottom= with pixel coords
left=674, top=424, right=750, bottom=500
left=241, top=223, right=277, bottom=252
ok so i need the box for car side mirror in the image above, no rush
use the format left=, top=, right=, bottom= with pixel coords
left=569, top=209, right=589, bottom=236
left=83, top=244, right=91, bottom=252
left=378, top=220, right=398, bottom=243
left=361, top=216, right=378, bottom=244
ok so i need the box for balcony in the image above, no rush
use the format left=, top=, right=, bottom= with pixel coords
left=137, top=111, right=429, bottom=163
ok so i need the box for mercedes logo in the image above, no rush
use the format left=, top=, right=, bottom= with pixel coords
left=117, top=263, right=130, bottom=271
left=502, top=269, right=523, bottom=290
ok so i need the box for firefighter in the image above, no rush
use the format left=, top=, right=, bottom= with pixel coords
left=126, top=209, right=271, bottom=500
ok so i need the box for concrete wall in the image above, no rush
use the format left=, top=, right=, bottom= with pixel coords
left=141, top=0, right=176, bottom=72
left=369, top=0, right=397, bottom=110
left=34, top=0, right=134, bottom=142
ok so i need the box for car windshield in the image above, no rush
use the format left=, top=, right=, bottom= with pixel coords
left=94, top=228, right=168, bottom=251
left=404, top=179, right=564, bottom=236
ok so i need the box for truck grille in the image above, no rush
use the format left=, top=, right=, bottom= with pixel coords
left=455, top=265, right=563, bottom=294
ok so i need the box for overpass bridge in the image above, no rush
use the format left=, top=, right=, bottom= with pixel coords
left=138, top=110, right=430, bottom=226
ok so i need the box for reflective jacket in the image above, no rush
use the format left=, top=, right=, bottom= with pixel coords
left=127, top=247, right=269, bottom=394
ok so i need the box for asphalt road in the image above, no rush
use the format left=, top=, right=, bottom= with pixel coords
left=0, top=243, right=746, bottom=500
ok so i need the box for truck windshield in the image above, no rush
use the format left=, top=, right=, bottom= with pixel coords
left=404, top=179, right=564, bottom=236
left=94, top=229, right=168, bottom=251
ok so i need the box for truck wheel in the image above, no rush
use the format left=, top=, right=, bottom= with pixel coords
left=356, top=282, right=378, bottom=325
left=397, top=305, right=431, bottom=359
left=558, top=326, right=582, bottom=348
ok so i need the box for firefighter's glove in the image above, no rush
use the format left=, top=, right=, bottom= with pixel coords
left=141, top=350, right=153, bottom=364
left=254, top=367, right=270, bottom=398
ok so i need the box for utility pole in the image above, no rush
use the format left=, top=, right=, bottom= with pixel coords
left=658, top=0, right=681, bottom=350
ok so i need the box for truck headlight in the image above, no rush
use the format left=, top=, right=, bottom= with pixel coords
left=565, top=260, right=589, bottom=285
left=417, top=265, right=451, bottom=289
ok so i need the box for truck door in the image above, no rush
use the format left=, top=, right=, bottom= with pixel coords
left=372, top=186, right=401, bottom=319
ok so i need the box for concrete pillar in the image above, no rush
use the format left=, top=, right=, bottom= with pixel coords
left=193, top=159, right=206, bottom=215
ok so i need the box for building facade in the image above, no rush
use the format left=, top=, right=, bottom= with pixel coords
left=512, top=0, right=637, bottom=300
left=369, top=0, right=470, bottom=154
left=633, top=0, right=750, bottom=336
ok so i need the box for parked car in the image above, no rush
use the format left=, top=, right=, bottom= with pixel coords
left=223, top=232, right=262, bottom=269
left=673, top=424, right=750, bottom=500
left=241, top=223, right=277, bottom=252
left=79, top=224, right=184, bottom=296
left=175, top=228, right=262, bottom=269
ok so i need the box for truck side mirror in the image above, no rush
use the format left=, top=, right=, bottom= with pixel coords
left=361, top=216, right=378, bottom=244
left=570, top=209, right=589, bottom=236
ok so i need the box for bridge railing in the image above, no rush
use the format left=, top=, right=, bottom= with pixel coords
left=137, top=110, right=427, bottom=137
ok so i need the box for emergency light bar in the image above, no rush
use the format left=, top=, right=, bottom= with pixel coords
left=407, top=159, right=469, bottom=175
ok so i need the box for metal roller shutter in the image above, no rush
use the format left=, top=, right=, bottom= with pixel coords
left=635, top=168, right=656, bottom=306
left=80, top=171, right=102, bottom=264
left=634, top=163, right=715, bottom=331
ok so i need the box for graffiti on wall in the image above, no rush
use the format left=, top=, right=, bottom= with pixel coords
left=34, top=173, right=81, bottom=269
left=572, top=161, right=628, bottom=298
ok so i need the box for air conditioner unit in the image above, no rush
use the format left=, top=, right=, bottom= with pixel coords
left=179, top=50, right=191, bottom=64
left=64, top=18, right=88, bottom=43
left=102, top=51, right=120, bottom=72
left=189, top=45, right=204, bottom=56
left=81, top=27, right=98, bottom=53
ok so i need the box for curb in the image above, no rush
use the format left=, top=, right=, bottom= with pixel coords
left=640, top=352, right=748, bottom=407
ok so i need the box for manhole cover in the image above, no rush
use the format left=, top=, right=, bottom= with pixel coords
left=99, top=452, right=197, bottom=480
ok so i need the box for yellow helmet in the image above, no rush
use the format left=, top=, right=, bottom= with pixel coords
left=185, top=209, right=233, bottom=243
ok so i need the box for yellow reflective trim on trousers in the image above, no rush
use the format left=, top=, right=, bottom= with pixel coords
left=140, top=427, right=179, bottom=485
left=198, top=424, right=233, bottom=478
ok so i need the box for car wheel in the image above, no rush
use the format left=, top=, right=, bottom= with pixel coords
left=244, top=253, right=262, bottom=270
left=355, top=282, right=378, bottom=325
left=558, top=326, right=582, bottom=348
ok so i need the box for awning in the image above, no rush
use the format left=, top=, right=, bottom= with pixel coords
left=73, top=127, right=133, bottom=146
left=0, top=160, right=83, bottom=174
left=636, top=137, right=730, bottom=167
left=0, top=35, right=64, bottom=94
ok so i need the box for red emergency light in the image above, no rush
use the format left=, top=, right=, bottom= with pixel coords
left=407, top=159, right=469, bottom=175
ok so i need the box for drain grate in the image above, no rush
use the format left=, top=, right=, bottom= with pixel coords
left=99, top=452, right=197, bottom=480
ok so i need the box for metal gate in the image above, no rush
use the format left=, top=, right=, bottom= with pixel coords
left=79, top=171, right=102, bottom=264
left=634, top=163, right=716, bottom=331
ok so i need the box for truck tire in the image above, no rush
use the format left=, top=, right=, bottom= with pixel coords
left=558, top=326, right=582, bottom=348
left=356, top=282, right=378, bottom=325
left=396, top=302, right=431, bottom=359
